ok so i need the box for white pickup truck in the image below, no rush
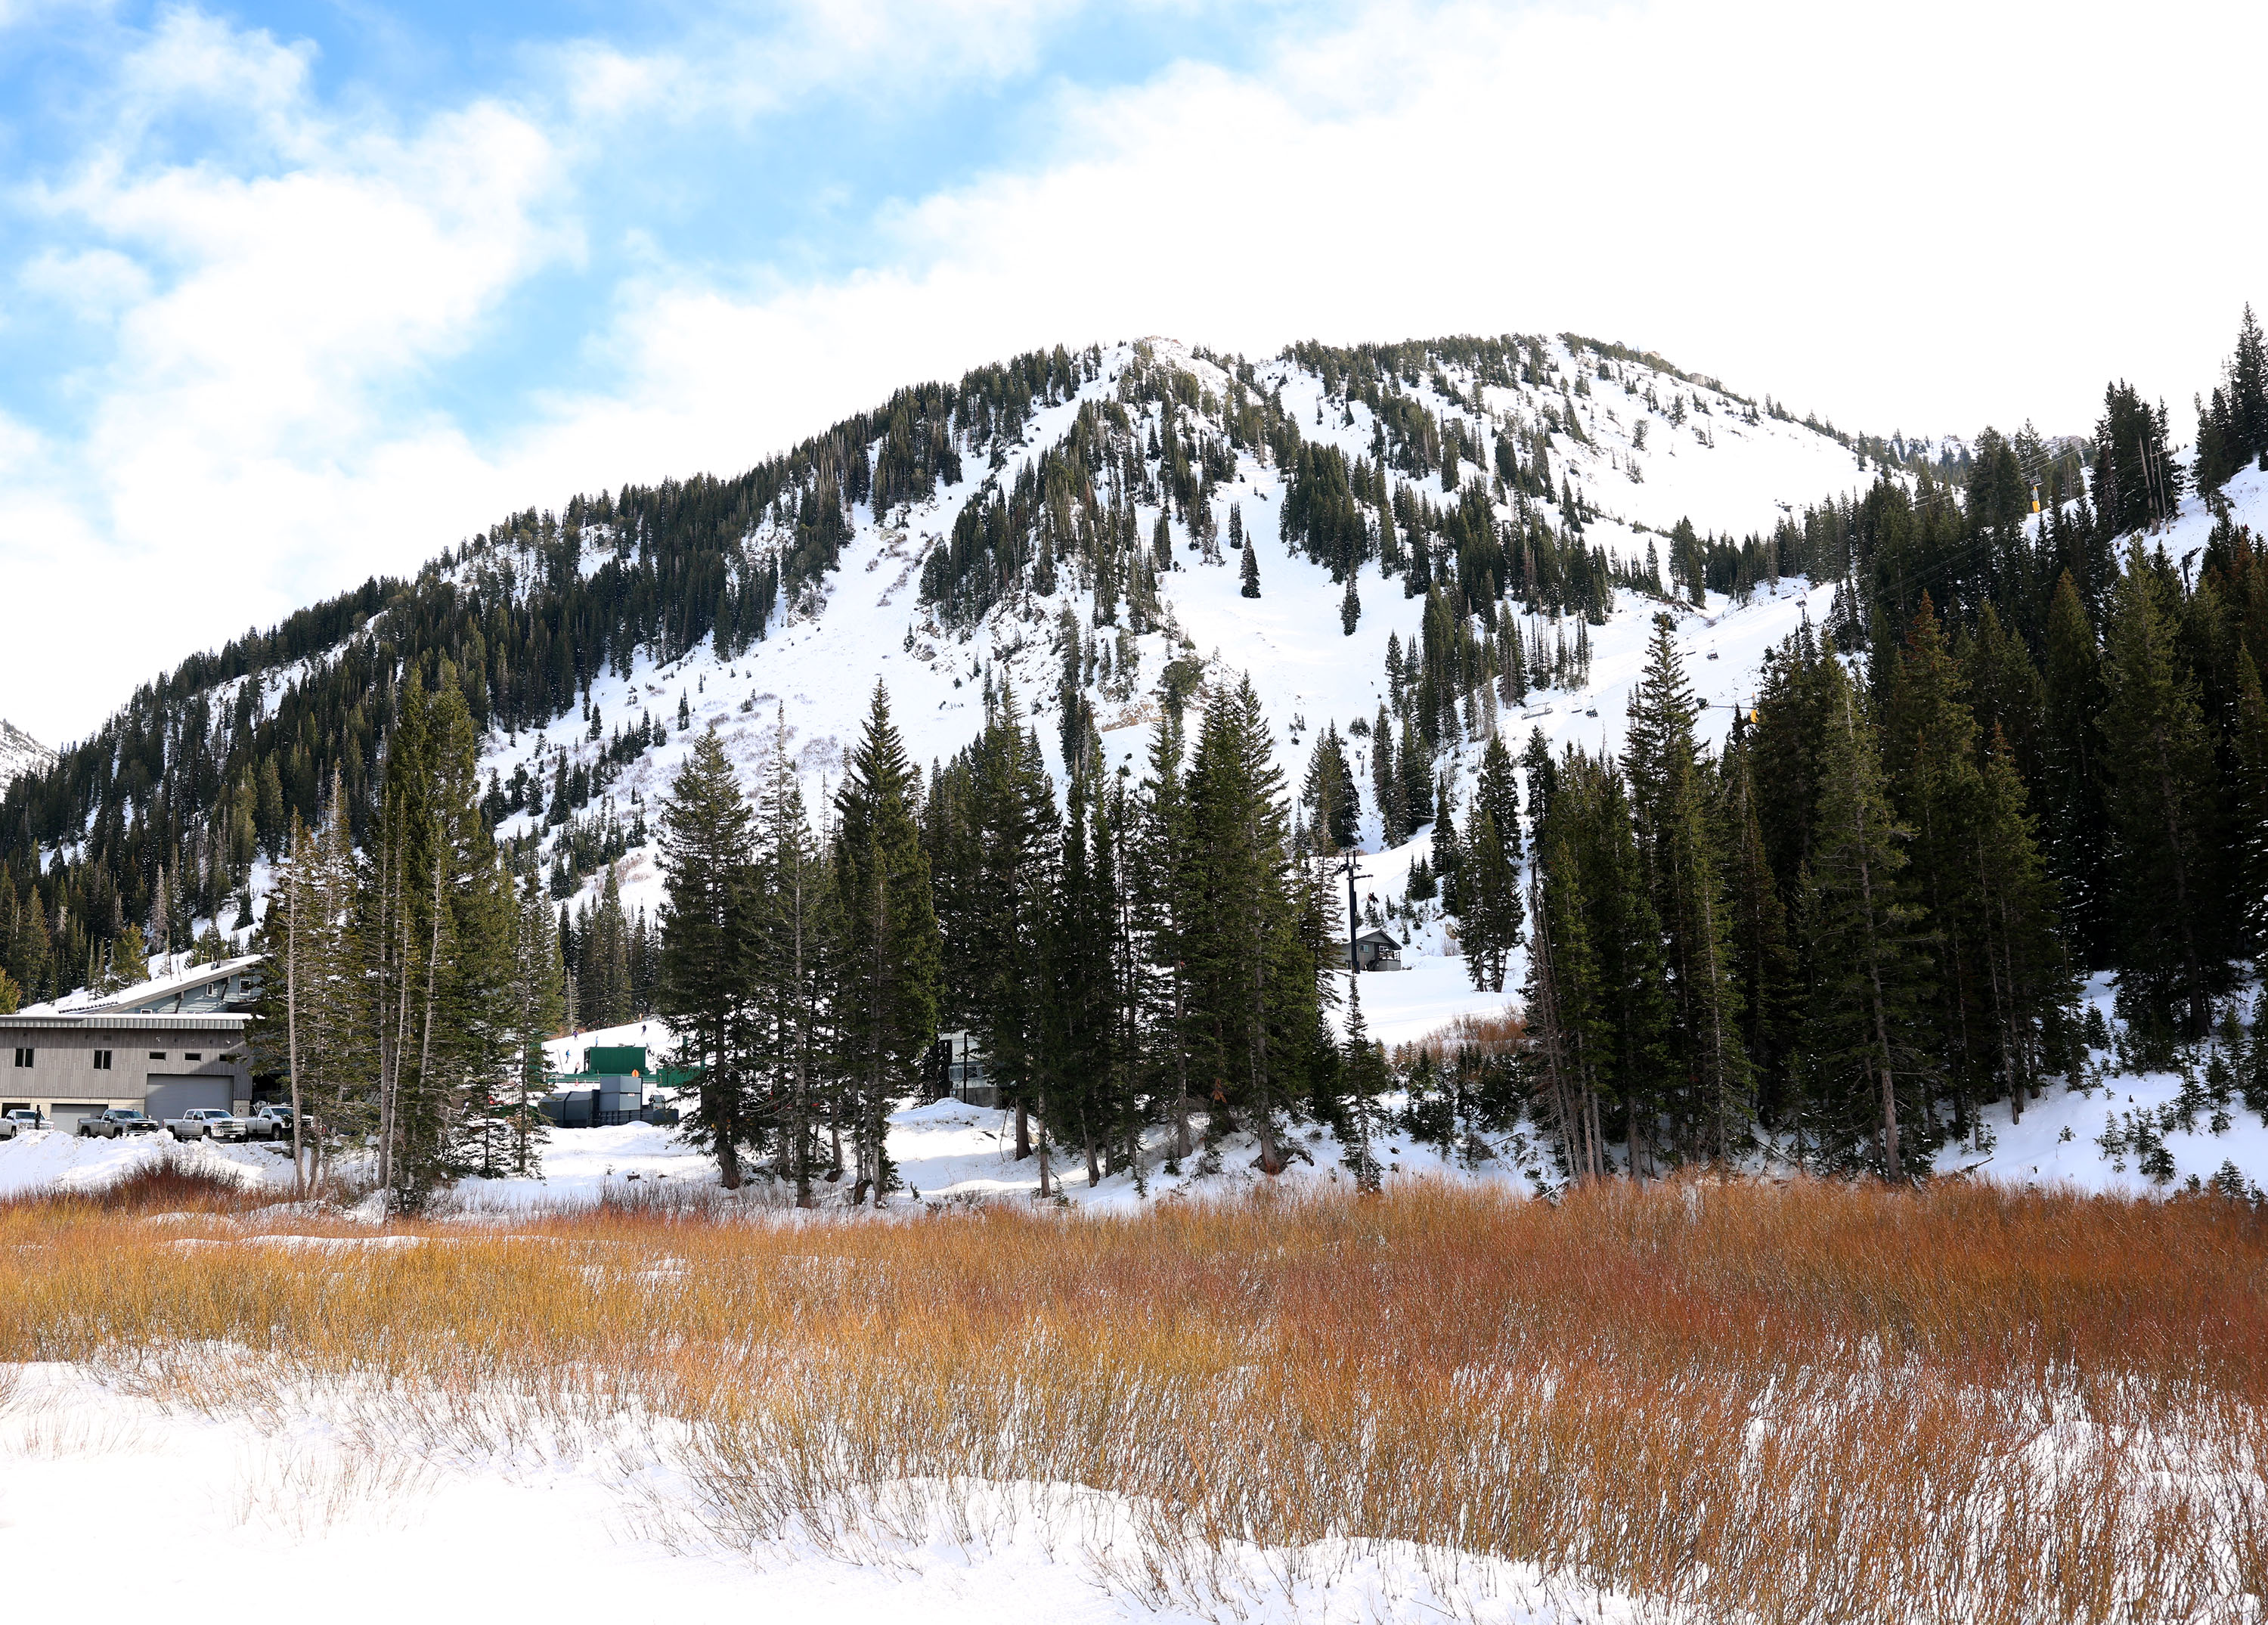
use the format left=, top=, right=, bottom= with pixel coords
left=78, top=1109, right=160, bottom=1138
left=164, top=1108, right=285, bottom=1143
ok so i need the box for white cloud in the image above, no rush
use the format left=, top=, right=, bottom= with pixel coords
left=552, top=0, right=1092, bottom=126
left=1, top=8, right=577, bottom=744
left=17, top=246, right=153, bottom=317
left=528, top=0, right=2268, bottom=501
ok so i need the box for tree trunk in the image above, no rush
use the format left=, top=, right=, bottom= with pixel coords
left=409, top=857, right=446, bottom=1209
left=714, top=1009, right=744, bottom=1189
left=1170, top=966, right=1192, bottom=1161
left=286, top=861, right=305, bottom=1195
left=792, top=870, right=813, bottom=1208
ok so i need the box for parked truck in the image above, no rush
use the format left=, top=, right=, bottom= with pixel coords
left=166, top=1107, right=288, bottom=1143
left=166, top=1108, right=243, bottom=1143
left=246, top=1105, right=294, bottom=1141
left=77, top=1109, right=160, bottom=1138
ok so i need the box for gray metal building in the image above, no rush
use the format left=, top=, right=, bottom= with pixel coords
left=0, top=1012, right=253, bottom=1130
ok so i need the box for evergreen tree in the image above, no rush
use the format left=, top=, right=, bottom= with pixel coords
left=2091, top=382, right=2183, bottom=538
left=1399, top=717, right=1434, bottom=827
left=1718, top=713, right=1798, bottom=1128
left=367, top=670, right=515, bottom=1211
left=104, top=915, right=150, bottom=991
left=2226, top=304, right=2268, bottom=476
left=1523, top=812, right=1610, bottom=1181
left=503, top=867, right=564, bottom=1177
left=962, top=687, right=1059, bottom=1159
left=655, top=728, right=761, bottom=1189
left=1337, top=978, right=1389, bottom=1191
left=1970, top=730, right=2071, bottom=1106
left=1805, top=656, right=1934, bottom=1176
left=581, top=866, right=633, bottom=1028
left=1179, top=676, right=1312, bottom=1175
left=1046, top=755, right=1123, bottom=1190
left=1535, top=747, right=1668, bottom=1172
left=1883, top=597, right=2066, bottom=1127
left=2232, top=647, right=2268, bottom=954
left=2098, top=544, right=2230, bottom=1034
left=1459, top=737, right=1525, bottom=993
left=1370, top=706, right=1406, bottom=846
left=2040, top=571, right=2112, bottom=961
left=1624, top=614, right=1752, bottom=1159
left=1303, top=724, right=1362, bottom=851
left=1133, top=704, right=1200, bottom=1166
left=833, top=684, right=942, bottom=1204
left=1519, top=726, right=1556, bottom=844
left=1240, top=540, right=1261, bottom=598
left=751, top=707, right=835, bottom=1205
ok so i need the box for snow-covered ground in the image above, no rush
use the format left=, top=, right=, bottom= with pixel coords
left=0, top=1362, right=1666, bottom=1625
left=0, top=1127, right=292, bottom=1202
left=8, top=961, right=2261, bottom=1210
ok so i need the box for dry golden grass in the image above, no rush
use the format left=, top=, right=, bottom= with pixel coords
left=2, top=1173, right=2263, bottom=1621
left=1395, top=1004, right=1526, bottom=1063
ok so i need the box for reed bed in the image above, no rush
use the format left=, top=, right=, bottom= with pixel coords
left=2, top=1174, right=2263, bottom=1621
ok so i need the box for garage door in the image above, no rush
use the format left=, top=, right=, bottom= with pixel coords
left=146, top=1077, right=232, bottom=1118
left=48, top=1101, right=112, bottom=1132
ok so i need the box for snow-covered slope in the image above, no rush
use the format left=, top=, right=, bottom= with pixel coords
left=0, top=716, right=54, bottom=793
left=463, top=336, right=1876, bottom=926
left=37, top=328, right=2265, bottom=1203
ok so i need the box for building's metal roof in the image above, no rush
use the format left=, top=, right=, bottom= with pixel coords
left=0, top=1013, right=249, bottom=1032
left=73, top=953, right=265, bottom=1015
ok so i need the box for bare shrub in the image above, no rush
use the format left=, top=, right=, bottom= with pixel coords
left=2, top=1178, right=2263, bottom=1621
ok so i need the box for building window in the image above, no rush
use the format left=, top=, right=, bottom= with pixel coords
left=183, top=1053, right=203, bottom=1062
left=10, top=1048, right=29, bottom=1068
left=92, top=1050, right=112, bottom=1071
left=149, top=1052, right=166, bottom=1061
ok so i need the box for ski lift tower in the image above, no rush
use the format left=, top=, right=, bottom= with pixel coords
left=1338, top=847, right=1368, bottom=975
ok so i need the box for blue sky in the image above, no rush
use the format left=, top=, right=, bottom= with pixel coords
left=2, top=0, right=2263, bottom=743
left=0, top=2, right=1294, bottom=455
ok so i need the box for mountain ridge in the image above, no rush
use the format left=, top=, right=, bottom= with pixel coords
left=0, top=718, right=54, bottom=796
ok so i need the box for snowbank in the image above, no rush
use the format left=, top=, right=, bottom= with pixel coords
left=0, top=1363, right=1668, bottom=1624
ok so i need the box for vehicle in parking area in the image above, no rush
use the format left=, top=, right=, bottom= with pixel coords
left=78, top=1109, right=160, bottom=1138
left=246, top=1105, right=294, bottom=1140
left=166, top=1108, right=253, bottom=1142
left=4, top=1109, right=41, bottom=1130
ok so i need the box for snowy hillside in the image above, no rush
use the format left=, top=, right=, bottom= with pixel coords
left=17, top=327, right=2266, bottom=1205
left=0, top=716, right=52, bottom=792
left=461, top=336, right=1876, bottom=977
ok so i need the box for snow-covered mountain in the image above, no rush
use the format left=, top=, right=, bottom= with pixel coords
left=0, top=717, right=54, bottom=793
left=11, top=327, right=2268, bottom=1203
left=462, top=340, right=1876, bottom=893
left=79, top=330, right=1959, bottom=1040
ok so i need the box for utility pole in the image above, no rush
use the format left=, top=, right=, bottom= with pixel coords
left=1339, top=848, right=1368, bottom=975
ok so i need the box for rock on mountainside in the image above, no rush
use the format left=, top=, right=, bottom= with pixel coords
left=0, top=718, right=54, bottom=793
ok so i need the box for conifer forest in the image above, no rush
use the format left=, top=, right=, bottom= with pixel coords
left=3, top=316, right=2266, bottom=1205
